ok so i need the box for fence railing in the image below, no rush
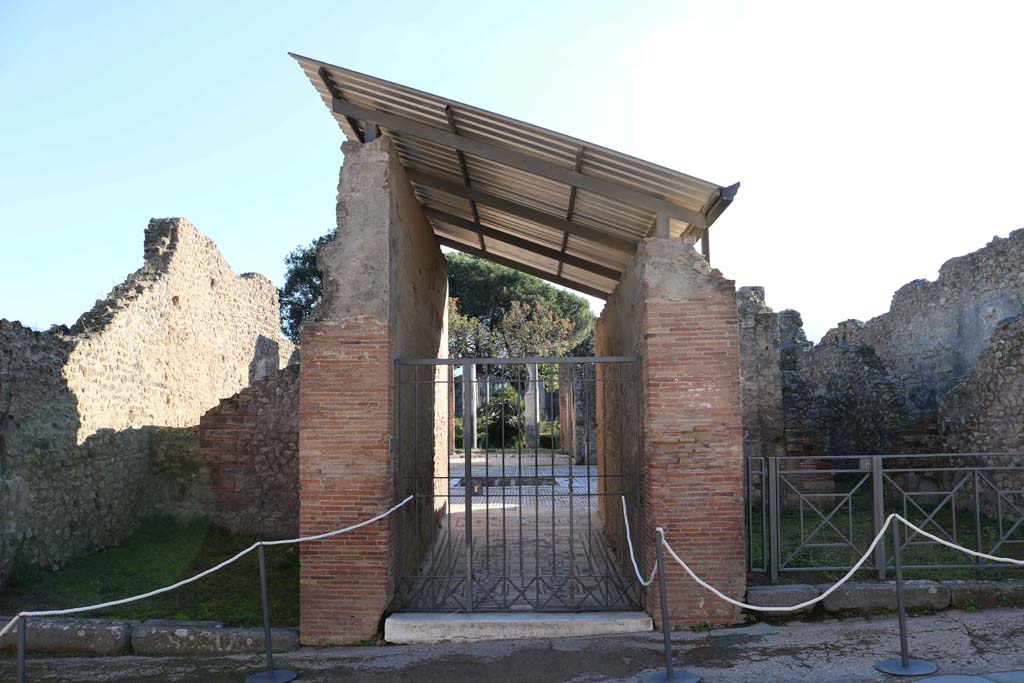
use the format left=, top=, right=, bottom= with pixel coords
left=746, top=453, right=1024, bottom=582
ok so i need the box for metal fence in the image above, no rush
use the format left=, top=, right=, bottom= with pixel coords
left=746, top=453, right=1024, bottom=581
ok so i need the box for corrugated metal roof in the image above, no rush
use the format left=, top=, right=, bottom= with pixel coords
left=291, top=53, right=738, bottom=298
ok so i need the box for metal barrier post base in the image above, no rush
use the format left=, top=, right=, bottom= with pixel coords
left=244, top=670, right=298, bottom=683
left=873, top=658, right=938, bottom=677
left=639, top=669, right=701, bottom=683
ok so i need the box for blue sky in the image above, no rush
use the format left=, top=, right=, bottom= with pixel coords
left=2, top=1, right=1022, bottom=340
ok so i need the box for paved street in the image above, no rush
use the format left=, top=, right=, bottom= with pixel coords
left=4, top=608, right=1023, bottom=682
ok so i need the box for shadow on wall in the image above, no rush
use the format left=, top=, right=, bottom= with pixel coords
left=0, top=320, right=216, bottom=586
left=249, top=335, right=283, bottom=385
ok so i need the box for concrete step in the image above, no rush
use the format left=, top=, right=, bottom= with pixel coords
left=385, top=611, right=653, bottom=644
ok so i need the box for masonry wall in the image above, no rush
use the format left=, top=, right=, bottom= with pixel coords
left=939, top=315, right=1024, bottom=515
left=0, top=218, right=295, bottom=581
left=736, top=287, right=786, bottom=460
left=597, top=237, right=745, bottom=629
left=299, top=137, right=448, bottom=645
left=199, top=364, right=300, bottom=538
left=837, top=229, right=1024, bottom=414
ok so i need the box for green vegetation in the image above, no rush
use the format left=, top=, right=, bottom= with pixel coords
left=0, top=516, right=299, bottom=627
left=279, top=233, right=334, bottom=344
left=478, top=385, right=525, bottom=448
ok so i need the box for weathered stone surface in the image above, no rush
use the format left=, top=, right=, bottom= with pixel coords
left=130, top=620, right=298, bottom=655
left=743, top=229, right=1024, bottom=464
left=835, top=229, right=1024, bottom=415
left=819, top=580, right=950, bottom=613
left=947, top=580, right=1024, bottom=609
left=199, top=364, right=299, bottom=537
left=0, top=617, right=136, bottom=655
left=0, top=218, right=297, bottom=580
left=384, top=612, right=653, bottom=644
left=737, top=287, right=786, bottom=460
left=745, top=584, right=820, bottom=614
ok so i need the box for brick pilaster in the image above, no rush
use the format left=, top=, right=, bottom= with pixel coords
left=640, top=281, right=746, bottom=629
left=298, top=318, right=393, bottom=645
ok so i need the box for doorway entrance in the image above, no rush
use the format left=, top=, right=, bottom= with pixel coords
left=394, top=356, right=642, bottom=612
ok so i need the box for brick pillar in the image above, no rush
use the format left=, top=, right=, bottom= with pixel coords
left=597, top=237, right=745, bottom=630
left=298, top=317, right=392, bottom=645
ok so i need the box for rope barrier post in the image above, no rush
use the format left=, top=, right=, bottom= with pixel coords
left=17, top=615, right=26, bottom=683
left=873, top=520, right=937, bottom=677
left=641, top=529, right=699, bottom=683
left=245, top=544, right=297, bottom=683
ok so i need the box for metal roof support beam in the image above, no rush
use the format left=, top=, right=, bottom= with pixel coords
left=407, top=169, right=636, bottom=254
left=557, top=146, right=585, bottom=277
left=654, top=212, right=670, bottom=239
left=705, top=182, right=740, bottom=227
left=331, top=96, right=708, bottom=227
left=425, top=208, right=621, bottom=281
left=317, top=68, right=364, bottom=143
left=364, top=122, right=379, bottom=142
left=436, top=236, right=609, bottom=299
left=701, top=227, right=711, bottom=263
left=444, top=104, right=484, bottom=251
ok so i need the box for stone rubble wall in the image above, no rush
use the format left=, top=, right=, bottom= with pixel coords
left=939, top=316, right=1024, bottom=517
left=832, top=229, right=1024, bottom=414
left=737, top=287, right=786, bottom=460
left=738, top=229, right=1023, bottom=467
left=778, top=312, right=908, bottom=457
left=199, top=365, right=299, bottom=538
left=0, top=218, right=296, bottom=581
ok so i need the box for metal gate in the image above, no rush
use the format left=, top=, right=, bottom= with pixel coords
left=393, top=356, right=643, bottom=612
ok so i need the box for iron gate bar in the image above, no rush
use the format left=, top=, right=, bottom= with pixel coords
left=395, top=356, right=643, bottom=612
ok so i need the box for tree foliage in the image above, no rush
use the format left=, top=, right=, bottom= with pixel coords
left=278, top=234, right=333, bottom=343
left=279, top=239, right=596, bottom=355
left=446, top=253, right=594, bottom=355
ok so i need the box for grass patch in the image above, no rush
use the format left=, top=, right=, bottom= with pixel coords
left=0, top=516, right=299, bottom=627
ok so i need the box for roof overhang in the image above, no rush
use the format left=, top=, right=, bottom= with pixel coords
left=291, top=53, right=739, bottom=298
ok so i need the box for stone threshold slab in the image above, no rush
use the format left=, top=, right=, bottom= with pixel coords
left=384, top=611, right=653, bottom=644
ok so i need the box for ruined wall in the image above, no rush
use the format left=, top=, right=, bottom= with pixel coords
left=64, top=218, right=296, bottom=440
left=940, top=316, right=1024, bottom=455
left=0, top=218, right=295, bottom=580
left=762, top=229, right=1024, bottom=460
left=737, top=287, right=786, bottom=460
left=199, top=365, right=300, bottom=538
left=299, top=136, right=448, bottom=645
left=779, top=314, right=908, bottom=457
left=839, top=229, right=1024, bottom=413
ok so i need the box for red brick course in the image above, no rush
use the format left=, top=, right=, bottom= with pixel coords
left=639, top=280, right=746, bottom=629
left=298, top=318, right=394, bottom=645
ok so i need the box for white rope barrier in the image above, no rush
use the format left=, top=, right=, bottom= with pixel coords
left=0, top=495, right=414, bottom=639
left=618, top=495, right=1024, bottom=614
left=621, top=496, right=657, bottom=586
left=659, top=515, right=894, bottom=612
left=895, top=516, right=1024, bottom=567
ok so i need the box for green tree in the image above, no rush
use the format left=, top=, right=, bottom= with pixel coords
left=446, top=253, right=594, bottom=354
left=278, top=233, right=334, bottom=343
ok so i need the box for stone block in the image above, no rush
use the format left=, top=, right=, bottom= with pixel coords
left=130, top=620, right=298, bottom=656
left=0, top=617, right=135, bottom=655
left=384, top=612, right=653, bottom=644
left=819, top=580, right=950, bottom=613
left=948, top=580, right=1024, bottom=609
left=745, top=584, right=820, bottom=614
